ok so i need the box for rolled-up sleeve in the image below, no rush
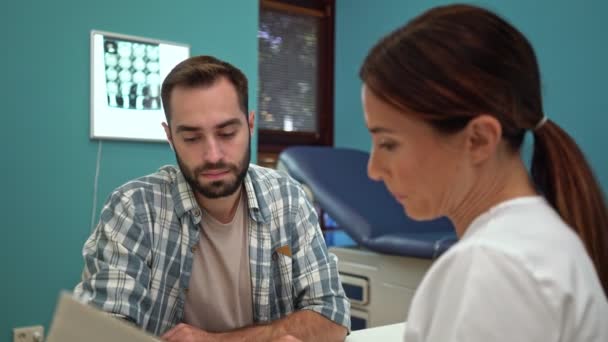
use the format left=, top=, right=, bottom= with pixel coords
left=73, top=190, right=152, bottom=325
left=290, top=187, right=351, bottom=331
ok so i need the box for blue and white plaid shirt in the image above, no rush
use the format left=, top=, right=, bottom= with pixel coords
left=74, top=164, right=350, bottom=336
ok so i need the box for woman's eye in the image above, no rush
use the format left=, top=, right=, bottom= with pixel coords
left=379, top=141, right=398, bottom=151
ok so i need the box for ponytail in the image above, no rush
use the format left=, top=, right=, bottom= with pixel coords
left=531, top=120, right=608, bottom=296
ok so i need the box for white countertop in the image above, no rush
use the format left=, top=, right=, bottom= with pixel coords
left=345, top=322, right=405, bottom=342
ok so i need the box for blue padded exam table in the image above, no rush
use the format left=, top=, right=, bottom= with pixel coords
left=278, top=146, right=457, bottom=330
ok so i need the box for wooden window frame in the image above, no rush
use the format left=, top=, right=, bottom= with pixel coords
left=258, top=0, right=335, bottom=157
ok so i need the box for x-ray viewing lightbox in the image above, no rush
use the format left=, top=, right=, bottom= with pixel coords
left=90, top=30, right=190, bottom=141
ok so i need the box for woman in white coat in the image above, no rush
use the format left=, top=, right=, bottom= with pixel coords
left=358, top=4, right=608, bottom=342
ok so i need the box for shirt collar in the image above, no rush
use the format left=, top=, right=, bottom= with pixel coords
left=171, top=168, right=199, bottom=218
left=462, top=195, right=545, bottom=240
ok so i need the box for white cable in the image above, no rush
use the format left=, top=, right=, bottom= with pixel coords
left=90, top=141, right=103, bottom=232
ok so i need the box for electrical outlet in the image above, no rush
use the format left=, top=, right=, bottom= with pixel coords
left=12, top=325, right=44, bottom=342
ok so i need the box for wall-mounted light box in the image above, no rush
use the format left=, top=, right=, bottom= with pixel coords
left=90, top=30, right=190, bottom=142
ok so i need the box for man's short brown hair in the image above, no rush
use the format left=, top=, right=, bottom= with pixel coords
left=161, top=55, right=248, bottom=123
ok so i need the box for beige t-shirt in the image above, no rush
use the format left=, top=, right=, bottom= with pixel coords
left=183, top=192, right=254, bottom=332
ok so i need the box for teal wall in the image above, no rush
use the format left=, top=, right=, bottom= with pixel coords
left=0, top=1, right=258, bottom=339
left=335, top=0, right=608, bottom=193
left=3, top=0, right=607, bottom=339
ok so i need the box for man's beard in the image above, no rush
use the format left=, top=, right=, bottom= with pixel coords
left=176, top=142, right=250, bottom=199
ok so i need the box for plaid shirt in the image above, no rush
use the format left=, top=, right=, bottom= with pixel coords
left=74, top=164, right=350, bottom=336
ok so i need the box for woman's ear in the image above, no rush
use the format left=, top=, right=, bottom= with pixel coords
left=465, top=115, right=502, bottom=165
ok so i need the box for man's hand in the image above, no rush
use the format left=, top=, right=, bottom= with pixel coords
left=161, top=323, right=219, bottom=342
left=160, top=311, right=346, bottom=342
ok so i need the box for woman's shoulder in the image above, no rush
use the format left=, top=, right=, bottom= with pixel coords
left=462, top=196, right=583, bottom=264
left=427, top=199, right=608, bottom=328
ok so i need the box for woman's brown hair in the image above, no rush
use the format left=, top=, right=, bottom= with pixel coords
left=360, top=4, right=608, bottom=295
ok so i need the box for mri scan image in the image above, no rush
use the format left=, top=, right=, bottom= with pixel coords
left=104, top=37, right=161, bottom=110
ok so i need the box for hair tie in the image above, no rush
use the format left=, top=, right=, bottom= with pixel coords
left=534, top=116, right=548, bottom=131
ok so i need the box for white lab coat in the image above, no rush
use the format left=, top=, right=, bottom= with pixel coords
left=404, top=196, right=608, bottom=342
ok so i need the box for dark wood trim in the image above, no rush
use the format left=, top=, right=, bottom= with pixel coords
left=261, top=0, right=325, bottom=17
left=258, top=130, right=319, bottom=145
left=320, top=0, right=335, bottom=147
